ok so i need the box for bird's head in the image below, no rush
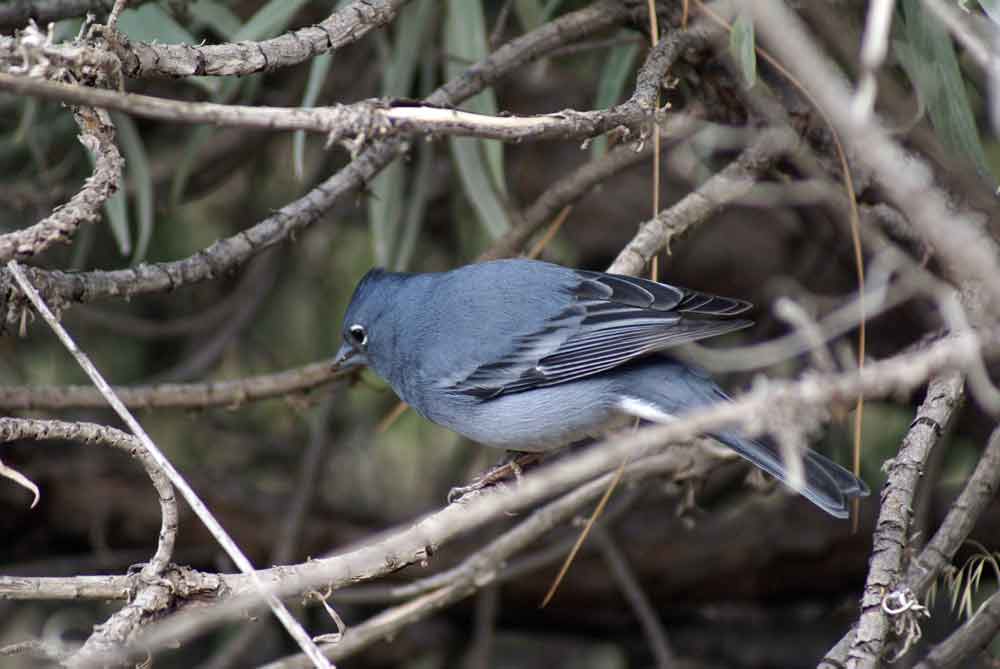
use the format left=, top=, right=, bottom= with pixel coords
left=334, top=268, right=393, bottom=373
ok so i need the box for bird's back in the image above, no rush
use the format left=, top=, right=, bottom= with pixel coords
left=378, top=260, right=577, bottom=408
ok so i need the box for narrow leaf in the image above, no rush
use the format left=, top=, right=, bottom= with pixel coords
left=729, top=12, right=757, bottom=88
left=0, top=457, right=39, bottom=508
left=368, top=0, right=436, bottom=265
left=897, top=0, right=994, bottom=180
left=189, top=0, right=244, bottom=39
left=446, top=0, right=510, bottom=237
left=233, top=0, right=311, bottom=42
left=293, top=53, right=333, bottom=181
left=514, top=0, right=545, bottom=31
left=112, top=113, right=155, bottom=264
left=591, top=38, right=639, bottom=158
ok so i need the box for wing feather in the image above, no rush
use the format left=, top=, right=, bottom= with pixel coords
left=452, top=268, right=754, bottom=398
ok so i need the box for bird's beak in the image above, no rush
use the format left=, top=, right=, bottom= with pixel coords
left=333, top=343, right=368, bottom=372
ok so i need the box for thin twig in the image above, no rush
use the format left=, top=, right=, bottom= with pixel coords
left=0, top=357, right=350, bottom=410
left=594, top=527, right=676, bottom=667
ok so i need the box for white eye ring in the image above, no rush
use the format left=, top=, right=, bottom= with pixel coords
left=348, top=324, right=367, bottom=347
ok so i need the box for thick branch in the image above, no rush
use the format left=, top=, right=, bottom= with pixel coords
left=107, top=0, right=408, bottom=79
left=824, top=423, right=1000, bottom=666
left=848, top=373, right=965, bottom=668
left=0, top=106, right=122, bottom=262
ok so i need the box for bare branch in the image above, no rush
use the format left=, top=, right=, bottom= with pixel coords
left=33, top=330, right=996, bottom=664
left=480, top=113, right=703, bottom=262
left=0, top=356, right=348, bottom=410
left=914, top=587, right=1000, bottom=669
left=906, top=426, right=1000, bottom=596
left=0, top=25, right=124, bottom=263
left=0, top=0, right=629, bottom=324
left=609, top=126, right=796, bottom=275
left=6, top=261, right=332, bottom=669
left=848, top=373, right=965, bottom=667
left=0, top=417, right=177, bottom=578
left=0, top=105, right=122, bottom=262
left=747, top=0, right=1000, bottom=317
left=0, top=74, right=688, bottom=145
left=107, top=0, right=409, bottom=79
left=594, top=527, right=676, bottom=667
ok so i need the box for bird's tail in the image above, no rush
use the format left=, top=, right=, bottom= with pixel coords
left=711, top=431, right=869, bottom=518
left=612, top=358, right=869, bottom=518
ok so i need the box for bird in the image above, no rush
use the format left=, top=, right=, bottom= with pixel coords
left=333, top=258, right=868, bottom=518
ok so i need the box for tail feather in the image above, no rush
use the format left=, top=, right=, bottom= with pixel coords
left=712, top=432, right=869, bottom=518
left=611, top=360, right=870, bottom=518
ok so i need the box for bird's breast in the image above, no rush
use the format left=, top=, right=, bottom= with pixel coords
left=424, top=378, right=626, bottom=452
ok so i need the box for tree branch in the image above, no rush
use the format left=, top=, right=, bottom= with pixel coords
left=0, top=416, right=177, bottom=577
left=914, top=587, right=1000, bottom=669
left=106, top=0, right=409, bottom=79
left=0, top=0, right=629, bottom=326
left=609, top=126, right=796, bottom=275
left=0, top=356, right=348, bottom=409
left=2, top=330, right=993, bottom=662
left=848, top=373, right=965, bottom=668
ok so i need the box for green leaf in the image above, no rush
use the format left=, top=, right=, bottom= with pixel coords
left=729, top=11, right=757, bottom=88
left=393, top=139, right=435, bottom=271
left=367, top=0, right=436, bottom=265
left=514, top=0, right=545, bottom=31
left=541, top=0, right=567, bottom=23
left=897, top=0, right=994, bottom=180
left=101, top=174, right=131, bottom=256
left=14, top=97, right=37, bottom=144
left=116, top=4, right=199, bottom=44
left=112, top=113, right=155, bottom=264
left=591, top=37, right=639, bottom=158
left=292, top=53, right=333, bottom=181
left=233, top=0, right=311, bottom=42
left=445, top=0, right=510, bottom=238
left=189, top=0, right=243, bottom=39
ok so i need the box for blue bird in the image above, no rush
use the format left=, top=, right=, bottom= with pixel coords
left=334, top=259, right=868, bottom=518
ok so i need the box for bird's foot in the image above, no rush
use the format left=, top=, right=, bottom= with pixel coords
left=447, top=452, right=544, bottom=504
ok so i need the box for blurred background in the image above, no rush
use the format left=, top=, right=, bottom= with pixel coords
left=1, top=0, right=999, bottom=667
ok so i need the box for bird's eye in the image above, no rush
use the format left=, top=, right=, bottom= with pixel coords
left=348, top=324, right=367, bottom=348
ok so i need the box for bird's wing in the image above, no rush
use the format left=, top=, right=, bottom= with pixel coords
left=453, top=270, right=753, bottom=398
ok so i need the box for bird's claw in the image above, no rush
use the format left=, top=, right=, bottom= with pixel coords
left=446, top=452, right=542, bottom=504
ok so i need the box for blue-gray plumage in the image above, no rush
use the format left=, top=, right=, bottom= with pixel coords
left=334, top=259, right=868, bottom=518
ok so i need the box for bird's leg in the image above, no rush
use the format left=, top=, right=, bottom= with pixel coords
left=447, top=451, right=544, bottom=503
